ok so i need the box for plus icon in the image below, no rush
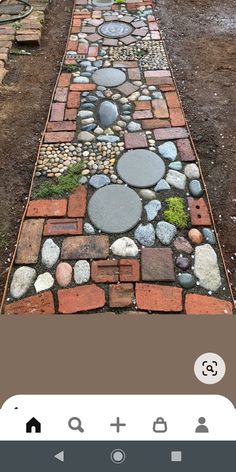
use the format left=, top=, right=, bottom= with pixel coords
left=110, top=417, right=126, bottom=433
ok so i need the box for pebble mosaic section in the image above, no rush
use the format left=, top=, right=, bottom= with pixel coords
left=2, top=0, right=234, bottom=316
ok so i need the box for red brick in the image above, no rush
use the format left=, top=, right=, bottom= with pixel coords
left=142, top=119, right=171, bottom=130
left=113, top=61, right=138, bottom=68
left=55, top=87, right=68, bottom=102
left=58, top=284, right=105, bottom=313
left=68, top=186, right=87, bottom=217
left=136, top=284, right=183, bottom=312
left=188, top=197, right=211, bottom=226
left=149, top=22, right=159, bottom=31
left=134, top=101, right=151, bottom=110
left=133, top=110, right=153, bottom=120
left=185, top=294, right=233, bottom=315
left=67, top=91, right=80, bottom=109
left=73, top=18, right=81, bottom=26
left=27, top=199, right=67, bottom=217
left=71, top=26, right=81, bottom=34
left=44, top=131, right=75, bottom=143
left=77, top=42, right=89, bottom=54
left=141, top=248, right=175, bottom=281
left=154, top=127, right=188, bottom=140
left=146, top=76, right=174, bottom=86
left=151, top=31, right=161, bottom=40
left=152, top=99, right=169, bottom=119
left=159, top=84, right=176, bottom=92
left=15, top=219, right=44, bottom=264
left=64, top=58, right=77, bottom=66
left=170, top=108, right=185, bottom=127
left=165, top=91, right=181, bottom=109
left=177, top=138, right=196, bottom=162
left=67, top=40, right=78, bottom=51
left=88, top=45, right=98, bottom=57
left=50, top=103, right=65, bottom=121
left=4, top=291, right=55, bottom=315
left=58, top=73, right=71, bottom=87
left=0, top=41, right=12, bottom=48
left=119, top=259, right=140, bottom=282
left=124, top=132, right=148, bottom=149
left=16, top=33, right=41, bottom=45
left=64, top=108, right=77, bottom=121
left=70, top=83, right=96, bottom=92
left=128, top=67, right=141, bottom=81
left=148, top=15, right=155, bottom=21
left=47, top=121, right=76, bottom=132
left=109, top=283, right=134, bottom=308
left=144, top=70, right=171, bottom=78
left=43, top=218, right=83, bottom=236
left=61, top=235, right=109, bottom=260
left=91, top=260, right=119, bottom=283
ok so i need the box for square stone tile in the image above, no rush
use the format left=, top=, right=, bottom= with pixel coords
left=124, top=132, right=148, bottom=149
left=120, top=35, right=137, bottom=45
left=133, top=28, right=148, bottom=37
left=117, top=81, right=139, bottom=96
left=141, top=248, right=175, bottom=281
left=103, top=38, right=118, bottom=46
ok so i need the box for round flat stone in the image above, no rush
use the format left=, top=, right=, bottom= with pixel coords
left=88, top=185, right=142, bottom=234
left=117, top=150, right=165, bottom=188
left=92, top=68, right=126, bottom=87
left=98, top=21, right=133, bottom=38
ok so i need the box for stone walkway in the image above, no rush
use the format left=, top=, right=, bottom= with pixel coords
left=2, top=0, right=235, bottom=315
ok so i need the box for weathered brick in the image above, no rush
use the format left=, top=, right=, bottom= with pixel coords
left=177, top=138, right=196, bottom=162
left=47, top=121, right=76, bottom=132
left=64, top=108, right=77, bottom=121
left=170, top=108, right=185, bottom=127
left=136, top=284, right=183, bottom=312
left=113, top=61, right=138, bottom=68
left=109, top=283, right=134, bottom=308
left=165, top=91, right=181, bottom=109
left=67, top=91, right=80, bottom=109
left=134, top=101, right=151, bottom=110
left=141, top=248, right=175, bottom=281
left=61, top=235, right=109, bottom=260
left=67, top=39, right=78, bottom=51
left=54, top=87, right=68, bottom=102
left=88, top=45, right=98, bottom=57
left=154, top=127, right=188, bottom=140
left=128, top=67, right=141, bottom=81
left=15, top=219, right=44, bottom=264
left=149, top=22, right=159, bottom=31
left=4, top=291, right=55, bottom=315
left=133, top=110, right=153, bottom=120
left=77, top=42, right=89, bottom=54
left=145, top=70, right=171, bottom=78
left=142, top=118, right=170, bottom=129
left=124, top=132, right=148, bottom=149
left=50, top=103, right=65, bottom=121
left=185, top=294, right=233, bottom=315
left=151, top=31, right=161, bottom=40
left=152, top=99, right=169, bottom=119
left=188, top=197, right=211, bottom=226
left=70, top=83, right=96, bottom=92
left=16, top=33, right=41, bottom=45
left=27, top=199, right=67, bottom=217
left=43, top=218, right=83, bottom=236
left=44, top=131, right=75, bottom=143
left=146, top=76, right=174, bottom=86
left=119, top=259, right=140, bottom=282
left=68, top=186, right=87, bottom=217
left=58, top=284, right=105, bottom=313
left=91, top=260, right=119, bottom=283
left=58, top=73, right=71, bottom=87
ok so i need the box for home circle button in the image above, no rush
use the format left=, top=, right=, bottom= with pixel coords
left=110, top=449, right=126, bottom=464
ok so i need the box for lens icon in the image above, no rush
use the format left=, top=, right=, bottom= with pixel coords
left=110, top=449, right=126, bottom=464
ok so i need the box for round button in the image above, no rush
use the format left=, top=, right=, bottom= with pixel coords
left=194, top=353, right=226, bottom=384
left=110, top=449, right=126, bottom=464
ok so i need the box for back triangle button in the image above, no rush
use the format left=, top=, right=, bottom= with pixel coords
left=54, top=451, right=64, bottom=462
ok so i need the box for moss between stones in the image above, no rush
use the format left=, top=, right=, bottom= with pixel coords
left=62, top=64, right=78, bottom=73
left=163, top=197, right=189, bottom=229
left=34, top=162, right=84, bottom=198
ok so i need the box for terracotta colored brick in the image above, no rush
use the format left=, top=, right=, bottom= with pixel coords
left=154, top=127, right=188, bottom=140
left=54, top=87, right=68, bottom=102
left=15, top=219, right=44, bottom=264
left=67, top=91, right=80, bottom=109
left=141, top=248, right=175, bottom=282
left=61, top=235, right=109, bottom=260
left=113, top=61, right=138, bottom=68
left=77, top=42, right=89, bottom=54
left=134, top=101, right=151, bottom=110
left=44, top=131, right=75, bottom=143
left=151, top=31, right=161, bottom=40
left=149, top=22, right=159, bottom=31
left=68, top=186, right=87, bottom=217
left=159, top=84, right=177, bottom=92
left=4, top=291, right=55, bottom=315
left=124, top=132, right=148, bottom=149
left=145, top=70, right=171, bottom=78
left=43, top=218, right=83, bottom=236
left=148, top=15, right=155, bottom=21
left=50, top=102, right=65, bottom=121
left=73, top=18, right=81, bottom=26
left=88, top=45, right=98, bottom=57
left=133, top=110, right=153, bottom=120
left=136, top=284, right=183, bottom=312
left=0, top=41, right=12, bottom=48
left=71, top=26, right=81, bottom=34
left=91, top=260, right=119, bottom=283
left=0, top=34, right=15, bottom=41
left=152, top=99, right=169, bottom=119
left=16, top=33, right=41, bottom=45
left=47, top=121, right=76, bottom=132
left=177, top=138, right=196, bottom=162
left=27, top=199, right=67, bottom=217
left=146, top=76, right=174, bottom=86
left=64, top=108, right=77, bottom=121
left=109, top=283, right=134, bottom=308
left=67, top=40, right=78, bottom=51
left=58, top=284, right=105, bottom=313
left=170, top=108, right=185, bottom=127
left=188, top=197, right=211, bottom=226
left=142, top=119, right=171, bottom=130
left=119, top=259, right=140, bottom=282
left=185, top=294, right=233, bottom=315
left=70, top=83, right=96, bottom=92
left=64, top=58, right=76, bottom=66
left=165, top=91, right=181, bottom=109
left=128, top=67, right=141, bottom=81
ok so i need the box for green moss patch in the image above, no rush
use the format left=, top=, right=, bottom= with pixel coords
left=34, top=162, right=84, bottom=199
left=163, top=197, right=189, bottom=229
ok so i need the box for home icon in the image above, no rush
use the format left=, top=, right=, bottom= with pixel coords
left=26, top=417, right=41, bottom=433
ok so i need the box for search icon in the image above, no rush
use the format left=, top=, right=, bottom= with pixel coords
left=68, top=417, right=84, bottom=432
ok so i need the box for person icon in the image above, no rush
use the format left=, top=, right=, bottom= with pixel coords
left=195, top=417, right=209, bottom=433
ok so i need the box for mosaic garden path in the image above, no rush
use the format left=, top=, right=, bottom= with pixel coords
left=2, top=0, right=235, bottom=315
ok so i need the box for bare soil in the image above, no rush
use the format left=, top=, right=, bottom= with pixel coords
left=0, top=0, right=72, bottom=300
left=157, top=0, right=236, bottom=298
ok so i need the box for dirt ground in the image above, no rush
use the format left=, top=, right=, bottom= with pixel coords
left=0, top=0, right=235, bottom=302
left=0, top=0, right=72, bottom=300
left=157, top=0, right=236, bottom=298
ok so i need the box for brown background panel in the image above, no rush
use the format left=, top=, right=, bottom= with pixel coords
left=0, top=315, right=235, bottom=406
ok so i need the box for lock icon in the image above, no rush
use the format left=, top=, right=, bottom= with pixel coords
left=153, top=417, right=167, bottom=433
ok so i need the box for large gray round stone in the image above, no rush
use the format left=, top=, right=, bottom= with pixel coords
left=98, top=21, right=133, bottom=38
left=117, top=150, right=165, bottom=188
left=98, top=100, right=118, bottom=127
left=88, top=185, right=142, bottom=234
left=92, top=68, right=126, bottom=87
